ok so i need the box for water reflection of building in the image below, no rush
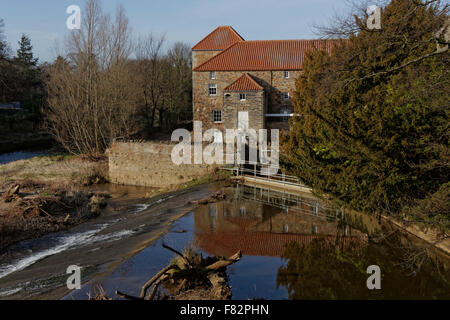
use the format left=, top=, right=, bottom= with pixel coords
left=194, top=185, right=368, bottom=257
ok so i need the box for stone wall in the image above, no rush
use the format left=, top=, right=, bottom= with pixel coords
left=192, top=50, right=222, bottom=69
left=108, top=142, right=216, bottom=188
left=223, top=91, right=266, bottom=131
left=270, top=70, right=300, bottom=112
left=193, top=70, right=301, bottom=130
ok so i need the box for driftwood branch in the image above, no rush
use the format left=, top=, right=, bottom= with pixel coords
left=206, top=251, right=242, bottom=271
left=115, top=290, right=142, bottom=300
left=116, top=246, right=242, bottom=300
left=147, top=277, right=165, bottom=300
left=140, top=264, right=174, bottom=299
left=162, top=243, right=192, bottom=266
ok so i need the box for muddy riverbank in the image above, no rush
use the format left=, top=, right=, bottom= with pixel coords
left=0, top=182, right=222, bottom=299
left=0, top=152, right=112, bottom=252
left=0, top=181, right=110, bottom=252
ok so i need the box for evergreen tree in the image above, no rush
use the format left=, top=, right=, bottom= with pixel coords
left=15, top=34, right=37, bottom=66
left=0, top=19, right=8, bottom=59
left=11, top=34, right=43, bottom=114
left=0, top=18, right=13, bottom=103
left=283, top=0, right=449, bottom=226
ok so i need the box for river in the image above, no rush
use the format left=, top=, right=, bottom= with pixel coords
left=0, top=150, right=47, bottom=165
left=0, top=182, right=449, bottom=300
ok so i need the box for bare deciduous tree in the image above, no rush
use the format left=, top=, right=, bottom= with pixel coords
left=45, top=0, right=140, bottom=157
left=314, top=0, right=449, bottom=85
left=45, top=0, right=192, bottom=153
left=134, top=34, right=166, bottom=131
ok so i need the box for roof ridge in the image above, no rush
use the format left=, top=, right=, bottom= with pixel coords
left=191, top=26, right=221, bottom=50
left=224, top=73, right=264, bottom=91
left=245, top=39, right=336, bottom=42
left=243, top=73, right=263, bottom=88
left=226, top=26, right=245, bottom=42
left=192, top=26, right=245, bottom=51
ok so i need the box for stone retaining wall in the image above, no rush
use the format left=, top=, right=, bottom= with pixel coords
left=108, top=141, right=216, bottom=188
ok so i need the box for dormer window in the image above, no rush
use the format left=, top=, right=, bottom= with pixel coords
left=239, top=93, right=247, bottom=101
left=284, top=71, right=290, bottom=79
left=210, top=71, right=216, bottom=80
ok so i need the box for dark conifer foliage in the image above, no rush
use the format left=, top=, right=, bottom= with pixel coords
left=0, top=26, right=44, bottom=116
left=15, top=34, right=38, bottom=66
left=283, top=0, right=449, bottom=227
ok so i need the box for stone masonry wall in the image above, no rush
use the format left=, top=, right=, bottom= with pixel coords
left=193, top=70, right=301, bottom=130
left=192, top=50, right=222, bottom=69
left=108, top=142, right=216, bottom=188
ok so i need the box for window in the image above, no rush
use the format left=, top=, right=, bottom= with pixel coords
left=208, top=84, right=217, bottom=96
left=209, top=204, right=217, bottom=230
left=283, top=224, right=289, bottom=233
left=239, top=93, right=246, bottom=101
left=212, top=110, right=222, bottom=123
left=284, top=71, right=290, bottom=79
left=210, top=71, right=216, bottom=80
left=209, top=203, right=218, bottom=217
left=283, top=92, right=290, bottom=100
left=313, top=203, right=319, bottom=216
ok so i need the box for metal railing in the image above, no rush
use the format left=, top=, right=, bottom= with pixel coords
left=221, top=160, right=310, bottom=189
left=235, top=183, right=341, bottom=220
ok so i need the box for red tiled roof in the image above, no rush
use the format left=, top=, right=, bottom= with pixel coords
left=195, top=232, right=367, bottom=257
left=224, top=73, right=264, bottom=91
left=194, top=39, right=341, bottom=71
left=192, top=26, right=245, bottom=51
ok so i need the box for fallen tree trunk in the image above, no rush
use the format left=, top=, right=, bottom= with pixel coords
left=205, top=251, right=242, bottom=271
left=140, top=264, right=175, bottom=299
left=114, top=245, right=242, bottom=300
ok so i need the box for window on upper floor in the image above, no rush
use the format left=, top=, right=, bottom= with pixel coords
left=313, top=203, right=319, bottom=216
left=209, top=203, right=218, bottom=217
left=210, top=71, right=216, bottom=80
left=212, top=110, right=222, bottom=123
left=284, top=71, right=290, bottom=79
left=283, top=92, right=290, bottom=100
left=239, top=93, right=246, bottom=101
left=208, top=84, right=217, bottom=96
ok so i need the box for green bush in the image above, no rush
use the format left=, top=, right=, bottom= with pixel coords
left=283, top=0, right=449, bottom=225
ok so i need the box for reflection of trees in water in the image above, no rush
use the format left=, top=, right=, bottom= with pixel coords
left=276, top=225, right=450, bottom=300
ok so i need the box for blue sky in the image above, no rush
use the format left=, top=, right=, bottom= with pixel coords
left=1, top=0, right=350, bottom=62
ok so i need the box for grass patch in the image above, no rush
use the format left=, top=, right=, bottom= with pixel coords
left=0, top=153, right=108, bottom=187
